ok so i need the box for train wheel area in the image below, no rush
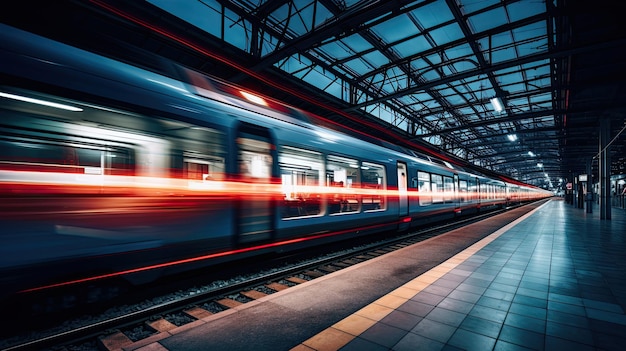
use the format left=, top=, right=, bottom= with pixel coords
left=76, top=199, right=625, bottom=351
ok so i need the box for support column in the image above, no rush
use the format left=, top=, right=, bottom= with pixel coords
left=586, top=160, right=593, bottom=213
left=599, top=118, right=611, bottom=220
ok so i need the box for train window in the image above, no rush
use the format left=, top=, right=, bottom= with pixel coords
left=279, top=146, right=323, bottom=218
left=459, top=180, right=468, bottom=202
left=362, top=162, right=386, bottom=211
left=417, top=171, right=431, bottom=206
left=183, top=160, right=209, bottom=180
left=0, top=137, right=135, bottom=175
left=431, top=174, right=444, bottom=204
left=104, top=148, right=134, bottom=175
left=182, top=152, right=225, bottom=181
left=327, top=155, right=360, bottom=214
left=444, top=176, right=454, bottom=203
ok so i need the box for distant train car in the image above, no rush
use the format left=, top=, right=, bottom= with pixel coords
left=0, top=24, right=550, bottom=300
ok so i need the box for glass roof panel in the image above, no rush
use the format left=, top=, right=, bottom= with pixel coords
left=343, top=57, right=372, bottom=76
left=506, top=1, right=547, bottom=22
left=529, top=92, right=553, bottom=105
left=270, top=1, right=333, bottom=36
left=458, top=0, right=500, bottom=16
left=444, top=43, right=473, bottom=60
left=418, top=67, right=441, bottom=82
left=148, top=0, right=222, bottom=38
left=467, top=6, right=509, bottom=33
left=451, top=60, right=478, bottom=73
left=318, top=41, right=355, bottom=61
left=362, top=50, right=390, bottom=69
left=277, top=55, right=313, bottom=76
left=513, top=21, right=548, bottom=42
left=340, top=33, right=374, bottom=53
left=497, top=71, right=524, bottom=86
left=429, top=22, right=464, bottom=46
left=445, top=94, right=466, bottom=106
left=505, top=83, right=527, bottom=94
left=371, top=14, right=420, bottom=43
left=412, top=0, right=454, bottom=28
left=393, top=35, right=432, bottom=57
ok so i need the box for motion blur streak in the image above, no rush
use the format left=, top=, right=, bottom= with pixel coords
left=0, top=169, right=540, bottom=201
left=19, top=219, right=402, bottom=293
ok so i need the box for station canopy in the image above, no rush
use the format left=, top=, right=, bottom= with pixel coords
left=2, top=0, right=625, bottom=189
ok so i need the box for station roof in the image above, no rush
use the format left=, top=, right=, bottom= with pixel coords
left=2, top=0, right=625, bottom=189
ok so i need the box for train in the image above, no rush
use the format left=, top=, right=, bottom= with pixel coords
left=0, top=23, right=550, bottom=301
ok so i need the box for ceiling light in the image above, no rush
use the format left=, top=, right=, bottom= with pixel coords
left=537, top=162, right=543, bottom=168
left=490, top=97, right=503, bottom=112
left=528, top=151, right=535, bottom=157
left=240, top=91, right=268, bottom=106
left=507, top=134, right=517, bottom=142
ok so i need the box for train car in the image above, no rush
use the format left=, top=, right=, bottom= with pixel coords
left=0, top=23, right=550, bottom=301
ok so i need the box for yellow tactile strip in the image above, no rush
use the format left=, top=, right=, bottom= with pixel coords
left=292, top=202, right=548, bottom=351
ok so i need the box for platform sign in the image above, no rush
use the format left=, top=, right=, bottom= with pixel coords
left=579, top=174, right=587, bottom=182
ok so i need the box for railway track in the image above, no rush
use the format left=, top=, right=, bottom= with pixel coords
left=0, top=201, right=546, bottom=351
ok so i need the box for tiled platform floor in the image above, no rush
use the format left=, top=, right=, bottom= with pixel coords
left=294, top=199, right=626, bottom=351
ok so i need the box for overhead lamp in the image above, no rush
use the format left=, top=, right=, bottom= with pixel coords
left=490, top=97, right=504, bottom=112
left=528, top=151, right=535, bottom=157
left=507, top=134, right=517, bottom=142
left=240, top=91, right=268, bottom=106
left=537, top=162, right=543, bottom=168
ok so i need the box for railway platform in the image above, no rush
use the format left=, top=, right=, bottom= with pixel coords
left=115, top=199, right=626, bottom=351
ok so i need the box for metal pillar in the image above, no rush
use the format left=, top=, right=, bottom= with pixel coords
left=586, top=160, right=593, bottom=213
left=599, top=118, right=611, bottom=220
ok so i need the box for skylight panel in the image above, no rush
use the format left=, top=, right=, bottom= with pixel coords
left=341, top=33, right=374, bottom=53
left=318, top=41, right=354, bottom=60
left=451, top=60, right=479, bottom=73
left=513, top=22, right=548, bottom=42
left=148, top=0, right=225, bottom=42
left=496, top=71, right=524, bottom=85
left=490, top=46, right=517, bottom=64
left=224, top=8, right=251, bottom=51
left=529, top=92, right=553, bottom=105
left=419, top=68, right=442, bottom=82
left=362, top=50, right=389, bottom=69
left=300, top=66, right=336, bottom=91
left=504, top=83, right=526, bottom=94
left=413, top=0, right=454, bottom=28
left=429, top=23, right=464, bottom=46
left=343, top=57, right=373, bottom=76
left=270, top=1, right=333, bottom=36
left=276, top=54, right=313, bottom=75
left=444, top=43, right=473, bottom=60
left=517, top=38, right=548, bottom=57
left=371, top=14, right=419, bottom=43
left=393, top=35, right=432, bottom=57
left=445, top=94, right=467, bottom=106
left=507, top=97, right=531, bottom=112
left=467, top=6, right=508, bottom=33
left=506, top=1, right=547, bottom=22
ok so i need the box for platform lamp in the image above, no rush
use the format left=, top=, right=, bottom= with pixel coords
left=490, top=97, right=504, bottom=112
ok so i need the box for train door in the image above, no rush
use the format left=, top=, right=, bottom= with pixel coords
left=453, top=174, right=461, bottom=214
left=236, top=124, right=275, bottom=244
left=475, top=177, right=481, bottom=208
left=397, top=162, right=409, bottom=222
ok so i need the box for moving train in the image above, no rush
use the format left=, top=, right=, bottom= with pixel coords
left=0, top=23, right=550, bottom=300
